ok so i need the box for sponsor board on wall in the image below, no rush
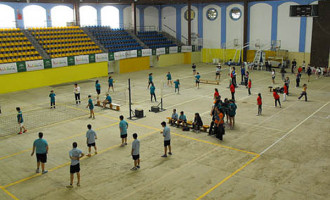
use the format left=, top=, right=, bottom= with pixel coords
left=109, top=52, right=115, bottom=61
left=96, top=53, right=109, bottom=62
left=43, top=59, right=52, bottom=69
left=156, top=48, right=166, bottom=55
left=89, top=54, right=96, bottom=63
left=181, top=46, right=192, bottom=52
left=26, top=60, right=44, bottom=71
left=0, top=62, right=17, bottom=75
left=114, top=51, right=127, bottom=60
left=67, top=56, right=75, bottom=66
left=137, top=49, right=142, bottom=57
left=126, top=50, right=137, bottom=58
left=169, top=46, right=178, bottom=54
left=52, top=57, right=68, bottom=68
left=142, top=49, right=152, bottom=57
left=75, top=55, right=89, bottom=65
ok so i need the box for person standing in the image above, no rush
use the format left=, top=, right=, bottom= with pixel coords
left=271, top=69, right=276, bottom=84
left=280, top=67, right=286, bottom=81
left=166, top=72, right=172, bottom=86
left=244, top=71, right=249, bottom=87
left=192, top=63, right=197, bottom=75
left=296, top=73, right=301, bottom=87
left=214, top=88, right=220, bottom=100
left=257, top=93, right=262, bottom=116
left=298, top=84, right=308, bottom=101
left=231, top=67, right=237, bottom=87
left=74, top=83, right=81, bottom=105
left=215, top=65, right=221, bottom=80
left=86, top=124, right=97, bottom=157
left=67, top=142, right=84, bottom=188
left=150, top=83, right=157, bottom=102
left=307, top=66, right=312, bottom=82
left=31, top=132, right=48, bottom=174
left=49, top=90, right=56, bottom=109
left=273, top=89, right=281, bottom=108
left=119, top=115, right=128, bottom=147
left=147, top=73, right=153, bottom=89
left=214, top=107, right=224, bottom=140
left=195, top=72, right=201, bottom=89
left=302, top=60, right=306, bottom=72
left=283, top=83, right=288, bottom=102
left=240, top=65, right=245, bottom=83
left=174, top=79, right=180, bottom=94
left=16, top=107, right=27, bottom=134
left=285, top=77, right=290, bottom=95
left=230, top=82, right=235, bottom=100
left=108, top=76, right=114, bottom=92
left=95, top=80, right=101, bottom=96
left=248, top=79, right=252, bottom=95
left=160, top=121, right=172, bottom=157
left=228, top=100, right=237, bottom=129
left=292, top=59, right=297, bottom=73
left=86, top=95, right=95, bottom=119
left=131, top=133, right=140, bottom=171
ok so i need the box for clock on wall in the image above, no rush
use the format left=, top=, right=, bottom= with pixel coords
left=206, top=8, right=218, bottom=21
left=184, top=9, right=196, bottom=21
left=230, top=7, right=242, bottom=20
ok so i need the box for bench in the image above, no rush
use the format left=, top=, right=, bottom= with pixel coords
left=187, top=120, right=193, bottom=128
left=110, top=103, right=121, bottom=111
left=167, top=117, right=172, bottom=124
left=202, top=125, right=210, bottom=132
left=268, top=86, right=273, bottom=92
left=199, top=79, right=219, bottom=85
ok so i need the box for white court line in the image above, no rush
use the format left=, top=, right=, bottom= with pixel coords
left=166, top=96, right=205, bottom=109
left=259, top=101, right=329, bottom=155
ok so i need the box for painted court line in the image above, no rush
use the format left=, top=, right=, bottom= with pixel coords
left=260, top=101, right=329, bottom=155
left=0, top=187, right=19, bottom=200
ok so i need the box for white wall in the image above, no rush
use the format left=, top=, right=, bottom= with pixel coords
left=305, top=1, right=318, bottom=53
left=181, top=6, right=198, bottom=43
left=123, top=6, right=140, bottom=29
left=226, top=4, right=244, bottom=48
left=161, top=6, right=176, bottom=38
left=277, top=2, right=300, bottom=52
left=144, top=6, right=159, bottom=30
left=203, top=5, right=221, bottom=48
left=249, top=3, right=272, bottom=50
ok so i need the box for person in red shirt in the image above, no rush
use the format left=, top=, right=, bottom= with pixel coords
left=298, top=66, right=302, bottom=73
left=273, top=89, right=281, bottom=108
left=257, top=93, right=262, bottom=116
left=283, top=84, right=288, bottom=101
left=230, top=82, right=235, bottom=100
left=248, top=79, right=252, bottom=95
left=214, top=88, right=219, bottom=100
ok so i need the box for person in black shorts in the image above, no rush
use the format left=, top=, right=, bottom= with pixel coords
left=67, top=142, right=84, bottom=188
left=192, top=63, right=196, bottom=75
left=31, top=132, right=48, bottom=174
left=161, top=121, right=172, bottom=157
left=131, top=133, right=140, bottom=170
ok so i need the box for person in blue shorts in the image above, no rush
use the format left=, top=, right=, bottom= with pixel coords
left=102, top=93, right=112, bottom=108
left=150, top=83, right=157, bottom=102
left=119, top=115, right=128, bottom=147
left=67, top=142, right=84, bottom=188
left=177, top=111, right=187, bottom=127
left=49, top=90, right=56, bottom=109
left=166, top=72, right=172, bottom=86
left=95, top=80, right=101, bottom=96
left=108, top=76, right=114, bottom=92
left=86, top=95, right=95, bottom=119
left=16, top=107, right=27, bottom=134
left=195, top=72, right=201, bottom=88
left=174, top=79, right=180, bottom=94
left=31, top=132, right=48, bottom=174
left=147, top=73, right=153, bottom=89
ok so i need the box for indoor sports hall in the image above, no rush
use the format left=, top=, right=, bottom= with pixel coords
left=0, top=0, right=329, bottom=200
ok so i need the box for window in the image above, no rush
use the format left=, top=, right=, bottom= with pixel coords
left=23, top=5, right=47, bottom=28
left=230, top=7, right=242, bottom=20
left=51, top=6, right=73, bottom=27
left=0, top=4, right=15, bottom=28
left=80, top=6, right=97, bottom=26
left=101, top=6, right=119, bottom=28
left=206, top=8, right=218, bottom=21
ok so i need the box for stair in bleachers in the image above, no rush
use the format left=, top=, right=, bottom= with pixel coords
left=22, top=29, right=50, bottom=59
left=137, top=31, right=177, bottom=49
left=126, top=30, right=148, bottom=49
left=29, top=26, right=102, bottom=58
left=81, top=27, right=108, bottom=53
left=161, top=31, right=185, bottom=46
left=0, top=28, right=42, bottom=64
left=86, top=26, right=143, bottom=53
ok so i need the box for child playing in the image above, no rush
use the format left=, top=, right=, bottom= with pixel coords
left=298, top=84, right=308, bottom=101
left=49, top=90, right=56, bottom=109
left=257, top=93, right=262, bottom=116
left=195, top=72, right=201, bottom=89
left=271, top=69, right=276, bottom=84
left=16, top=107, right=27, bottom=134
left=150, top=83, right=156, bottom=102
left=95, top=80, right=101, bottom=96
left=147, top=73, right=153, bottom=89
left=177, top=111, right=187, bottom=127
left=216, top=65, right=221, bottom=80
left=248, top=79, right=252, bottom=95
left=192, top=113, right=203, bottom=133
left=131, top=133, right=140, bottom=170
left=102, top=93, right=112, bottom=108
left=230, top=81, right=235, bottom=100
left=283, top=83, right=288, bottom=102
left=74, top=83, right=81, bottom=105
left=86, top=124, right=97, bottom=157
left=170, top=109, right=178, bottom=126
left=166, top=72, right=172, bottom=86
left=228, top=100, right=237, bottom=129
left=86, top=95, right=95, bottom=119
left=273, top=89, right=281, bottom=108
left=66, top=142, right=84, bottom=188
left=192, top=63, right=196, bottom=75
left=108, top=76, right=114, bottom=92
left=214, top=88, right=220, bottom=99
left=174, top=79, right=180, bottom=94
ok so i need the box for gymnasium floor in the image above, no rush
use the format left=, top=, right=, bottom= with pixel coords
left=0, top=63, right=329, bottom=200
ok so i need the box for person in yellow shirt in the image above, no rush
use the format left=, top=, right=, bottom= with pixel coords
left=298, top=84, right=307, bottom=101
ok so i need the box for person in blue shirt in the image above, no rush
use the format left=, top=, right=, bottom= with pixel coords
left=31, top=132, right=48, bottom=174
left=16, top=107, right=27, bottom=134
left=86, top=95, right=95, bottom=119
left=160, top=121, right=172, bottom=157
left=241, top=66, right=245, bottom=83
left=231, top=67, right=237, bottom=87
left=108, top=76, right=114, bottom=92
left=177, top=111, right=187, bottom=127
left=102, top=93, right=112, bottom=108
left=147, top=73, right=153, bottom=89
left=174, top=79, right=180, bottom=94
left=195, top=72, right=201, bottom=89
left=150, top=83, right=156, bottom=102
left=170, top=109, right=178, bottom=126
left=49, top=90, right=56, bottom=109
left=119, top=115, right=128, bottom=147
left=95, top=80, right=101, bottom=96
left=166, top=72, right=172, bottom=86
left=67, top=142, right=84, bottom=188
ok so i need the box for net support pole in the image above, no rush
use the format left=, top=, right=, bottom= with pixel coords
left=128, top=78, right=132, bottom=119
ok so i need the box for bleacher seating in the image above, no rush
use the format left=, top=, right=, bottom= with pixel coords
left=0, top=28, right=42, bottom=64
left=86, top=26, right=143, bottom=52
left=29, top=26, right=102, bottom=58
left=137, top=31, right=176, bottom=49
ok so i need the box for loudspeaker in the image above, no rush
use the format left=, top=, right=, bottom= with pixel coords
left=151, top=106, right=159, bottom=112
left=135, top=109, right=144, bottom=118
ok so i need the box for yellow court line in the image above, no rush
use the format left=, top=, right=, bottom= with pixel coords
left=0, top=122, right=119, bottom=161
left=0, top=186, right=19, bottom=200
left=172, top=133, right=259, bottom=156
left=2, top=130, right=159, bottom=189
left=196, top=154, right=260, bottom=200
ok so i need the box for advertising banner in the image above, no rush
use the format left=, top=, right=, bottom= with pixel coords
left=109, top=52, right=114, bottom=61
left=16, top=61, right=26, bottom=72
left=126, top=50, right=137, bottom=58
left=26, top=60, right=44, bottom=72
left=114, top=51, right=126, bottom=60
left=156, top=48, right=166, bottom=55
left=43, top=59, right=52, bottom=69
left=74, top=55, right=89, bottom=65
left=182, top=46, right=192, bottom=52
left=67, top=56, right=75, bottom=66
left=52, top=57, right=68, bottom=68
left=142, top=49, right=152, bottom=57
left=95, top=53, right=108, bottom=62
left=169, top=46, right=178, bottom=54
left=89, top=54, right=96, bottom=63
left=0, top=62, right=17, bottom=75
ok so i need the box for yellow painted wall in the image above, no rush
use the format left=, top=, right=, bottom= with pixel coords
left=119, top=57, right=150, bottom=73
left=202, top=48, right=238, bottom=63
left=191, top=52, right=202, bottom=64
left=158, top=53, right=185, bottom=67
left=184, top=53, right=191, bottom=64
left=0, top=62, right=108, bottom=94
left=288, top=52, right=310, bottom=66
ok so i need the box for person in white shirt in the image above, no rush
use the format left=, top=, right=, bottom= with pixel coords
left=215, top=64, right=221, bottom=80
left=74, top=83, right=81, bottom=104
